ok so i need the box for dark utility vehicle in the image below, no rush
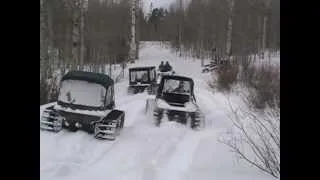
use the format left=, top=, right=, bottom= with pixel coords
left=128, top=66, right=157, bottom=94
left=40, top=71, right=125, bottom=140
left=146, top=75, right=205, bottom=129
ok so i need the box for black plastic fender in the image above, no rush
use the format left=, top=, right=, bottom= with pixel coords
left=105, top=110, right=124, bottom=121
left=103, top=109, right=125, bottom=128
left=93, top=109, right=125, bottom=140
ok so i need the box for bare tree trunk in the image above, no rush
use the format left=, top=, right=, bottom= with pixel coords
left=129, top=0, right=137, bottom=62
left=47, top=0, right=54, bottom=59
left=261, top=0, right=271, bottom=59
left=64, top=23, right=72, bottom=66
left=109, top=56, right=112, bottom=77
left=257, top=15, right=262, bottom=58
left=101, top=56, right=106, bottom=74
left=69, top=0, right=81, bottom=70
left=199, top=6, right=205, bottom=66
left=262, top=15, right=268, bottom=59
left=80, top=0, right=86, bottom=68
left=226, top=0, right=235, bottom=61
left=135, top=0, right=140, bottom=59
left=122, top=62, right=126, bottom=78
left=40, top=0, right=49, bottom=81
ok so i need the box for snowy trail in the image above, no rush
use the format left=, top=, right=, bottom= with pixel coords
left=40, top=41, right=276, bottom=180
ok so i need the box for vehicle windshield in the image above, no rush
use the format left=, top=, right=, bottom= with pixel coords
left=162, top=79, right=191, bottom=95
left=58, top=80, right=106, bottom=107
left=130, top=70, right=149, bottom=82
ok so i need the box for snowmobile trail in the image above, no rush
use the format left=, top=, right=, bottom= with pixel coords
left=154, top=130, right=213, bottom=180
left=139, top=123, right=190, bottom=180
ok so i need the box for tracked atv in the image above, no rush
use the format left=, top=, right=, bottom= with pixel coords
left=146, top=75, right=205, bottom=129
left=128, top=66, right=157, bottom=95
left=40, top=71, right=125, bottom=140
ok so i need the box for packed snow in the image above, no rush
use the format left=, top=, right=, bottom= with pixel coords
left=40, top=41, right=278, bottom=180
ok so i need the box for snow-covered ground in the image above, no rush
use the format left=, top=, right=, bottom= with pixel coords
left=40, top=41, right=279, bottom=180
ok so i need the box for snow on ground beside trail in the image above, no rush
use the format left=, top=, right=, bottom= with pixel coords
left=40, top=41, right=278, bottom=180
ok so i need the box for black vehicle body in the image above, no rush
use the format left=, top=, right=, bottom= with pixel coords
left=40, top=71, right=125, bottom=140
left=145, top=75, right=204, bottom=129
left=128, top=66, right=157, bottom=94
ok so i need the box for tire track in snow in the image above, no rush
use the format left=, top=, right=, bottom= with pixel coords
left=140, top=124, right=190, bottom=180
left=154, top=130, right=212, bottom=180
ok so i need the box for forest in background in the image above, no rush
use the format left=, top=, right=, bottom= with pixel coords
left=40, top=0, right=280, bottom=105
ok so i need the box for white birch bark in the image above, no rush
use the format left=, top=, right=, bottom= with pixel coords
left=80, top=0, right=87, bottom=68
left=225, top=0, right=235, bottom=60
left=261, top=0, right=271, bottom=59
left=129, top=0, right=137, bottom=61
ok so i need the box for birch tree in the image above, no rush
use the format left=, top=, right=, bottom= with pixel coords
left=260, top=0, right=272, bottom=59
left=70, top=0, right=81, bottom=69
left=129, top=0, right=137, bottom=62
left=225, top=0, right=235, bottom=61
left=80, top=0, right=87, bottom=67
left=40, top=0, right=49, bottom=80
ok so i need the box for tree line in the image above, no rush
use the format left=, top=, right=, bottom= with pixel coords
left=143, top=0, right=280, bottom=61
left=40, top=0, right=280, bottom=104
left=41, top=0, right=280, bottom=79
